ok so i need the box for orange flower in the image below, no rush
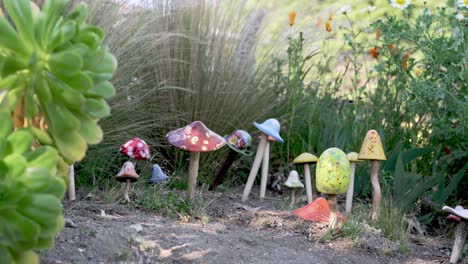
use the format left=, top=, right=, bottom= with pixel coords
left=376, top=30, right=381, bottom=39
left=328, top=14, right=333, bottom=21
left=325, top=21, right=332, bottom=32
left=414, top=69, right=421, bottom=76
left=402, top=51, right=410, bottom=69
left=389, top=44, right=395, bottom=50
left=289, top=11, right=297, bottom=26
left=369, top=47, right=380, bottom=59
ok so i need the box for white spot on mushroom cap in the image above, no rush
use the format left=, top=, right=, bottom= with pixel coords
left=202, top=146, right=207, bottom=151
left=137, top=142, right=143, bottom=148
left=203, top=140, right=209, bottom=145
left=191, top=136, right=199, bottom=144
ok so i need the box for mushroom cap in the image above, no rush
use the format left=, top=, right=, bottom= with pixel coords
left=347, top=152, right=363, bottom=162
left=253, top=118, right=284, bottom=143
left=226, top=130, right=253, bottom=156
left=292, top=197, right=346, bottom=223
left=284, top=170, right=304, bottom=188
left=120, top=138, right=151, bottom=160
left=316, top=148, right=350, bottom=194
left=358, top=130, right=386, bottom=161
left=148, top=164, right=169, bottom=184
left=165, top=121, right=226, bottom=152
left=115, top=161, right=139, bottom=182
left=293, top=152, right=318, bottom=164
left=442, top=205, right=468, bottom=220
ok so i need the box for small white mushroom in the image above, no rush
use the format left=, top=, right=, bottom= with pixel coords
left=284, top=170, right=304, bottom=207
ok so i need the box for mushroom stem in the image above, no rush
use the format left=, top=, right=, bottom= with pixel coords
left=242, top=134, right=268, bottom=202
left=450, top=220, right=468, bottom=264
left=328, top=194, right=338, bottom=229
left=345, top=162, right=356, bottom=213
left=370, top=160, right=381, bottom=221
left=187, top=151, right=200, bottom=201
left=259, top=140, right=270, bottom=199
left=304, top=164, right=313, bottom=203
left=124, top=179, right=131, bottom=202
left=68, top=165, right=75, bottom=201
left=289, top=189, right=296, bottom=207
left=210, top=150, right=238, bottom=190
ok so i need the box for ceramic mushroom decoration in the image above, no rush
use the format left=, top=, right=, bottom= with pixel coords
left=211, top=130, right=253, bottom=190
left=293, top=152, right=318, bottom=204
left=242, top=118, right=283, bottom=202
left=284, top=170, right=304, bottom=206
left=316, top=147, right=350, bottom=228
left=345, top=152, right=363, bottom=213
left=442, top=205, right=468, bottom=264
left=166, top=121, right=226, bottom=200
left=148, top=164, right=169, bottom=184
left=118, top=138, right=151, bottom=202
left=292, top=197, right=346, bottom=224
left=358, top=130, right=386, bottom=220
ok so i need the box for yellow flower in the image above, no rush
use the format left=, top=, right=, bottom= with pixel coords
left=391, top=0, right=411, bottom=10
left=289, top=11, right=297, bottom=26
left=325, top=21, right=332, bottom=32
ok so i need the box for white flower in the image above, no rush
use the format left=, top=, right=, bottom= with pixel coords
left=390, top=0, right=411, bottom=10
left=336, top=5, right=351, bottom=15
left=361, top=6, right=377, bottom=13
left=455, top=13, right=464, bottom=21
left=458, top=0, right=467, bottom=8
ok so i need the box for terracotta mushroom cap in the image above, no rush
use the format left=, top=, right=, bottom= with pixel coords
left=347, top=152, right=363, bottom=162
left=293, top=152, right=318, bottom=164
left=226, top=130, right=253, bottom=156
left=115, top=161, right=139, bottom=182
left=292, top=197, right=346, bottom=223
left=358, top=130, right=386, bottom=161
left=253, top=118, right=284, bottom=143
left=120, top=138, right=151, bottom=160
left=165, top=121, right=226, bottom=152
left=284, top=170, right=304, bottom=188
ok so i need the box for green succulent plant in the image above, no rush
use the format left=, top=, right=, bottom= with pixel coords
left=0, top=0, right=117, bottom=262
left=0, top=112, right=66, bottom=262
left=0, top=0, right=117, bottom=163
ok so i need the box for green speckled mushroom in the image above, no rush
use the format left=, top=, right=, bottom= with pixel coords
left=316, top=148, right=351, bottom=228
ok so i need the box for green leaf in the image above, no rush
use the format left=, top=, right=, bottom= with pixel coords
left=1, top=210, right=41, bottom=243
left=0, top=17, right=29, bottom=56
left=0, top=112, right=13, bottom=138
left=86, top=81, right=115, bottom=98
left=52, top=130, right=87, bottom=162
left=6, top=129, right=33, bottom=155
left=25, top=146, right=59, bottom=170
left=68, top=3, right=88, bottom=24
left=62, top=72, right=93, bottom=92
left=82, top=98, right=110, bottom=118
left=84, top=50, right=117, bottom=75
left=4, top=0, right=35, bottom=47
left=77, top=114, right=103, bottom=144
left=48, top=51, right=83, bottom=76
left=29, top=127, right=53, bottom=145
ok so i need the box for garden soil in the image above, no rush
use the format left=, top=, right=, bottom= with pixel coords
left=41, top=187, right=463, bottom=264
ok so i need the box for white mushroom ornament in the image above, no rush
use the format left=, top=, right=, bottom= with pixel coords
left=442, top=205, right=468, bottom=264
left=166, top=121, right=226, bottom=201
left=117, top=138, right=151, bottom=202
left=284, top=170, right=304, bottom=207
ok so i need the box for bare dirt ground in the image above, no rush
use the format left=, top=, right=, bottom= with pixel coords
left=41, top=187, right=462, bottom=264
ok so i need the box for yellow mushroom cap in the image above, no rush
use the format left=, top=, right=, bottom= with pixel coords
left=358, top=130, right=387, bottom=161
left=293, top=152, right=318, bottom=164
left=347, top=152, right=363, bottom=162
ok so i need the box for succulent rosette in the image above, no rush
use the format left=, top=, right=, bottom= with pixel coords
left=0, top=0, right=117, bottom=163
left=0, top=113, right=66, bottom=262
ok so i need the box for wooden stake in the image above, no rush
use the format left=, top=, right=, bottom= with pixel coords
left=304, top=164, right=313, bottom=203
left=242, top=134, right=268, bottom=202
left=187, top=151, right=200, bottom=201
left=259, top=140, right=270, bottom=199
left=68, top=165, right=75, bottom=201
left=328, top=194, right=338, bottom=229
left=345, top=162, right=356, bottom=213
left=370, top=160, right=381, bottom=221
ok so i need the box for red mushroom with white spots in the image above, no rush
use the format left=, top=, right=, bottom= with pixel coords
left=166, top=121, right=226, bottom=200
left=118, top=138, right=151, bottom=202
